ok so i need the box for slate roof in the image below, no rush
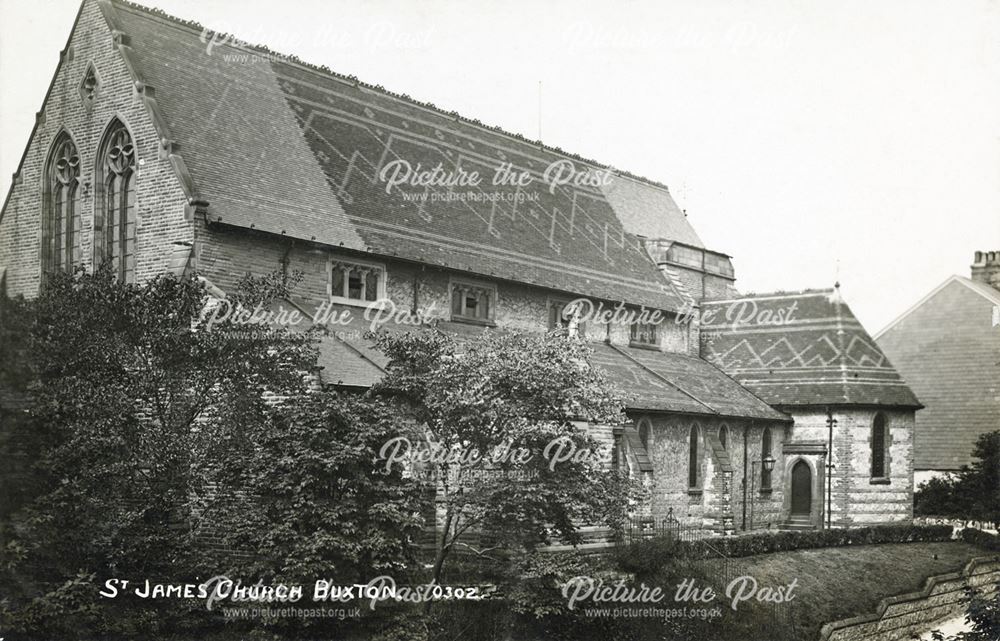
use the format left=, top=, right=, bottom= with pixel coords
left=590, top=343, right=789, bottom=421
left=874, top=276, right=1000, bottom=470
left=278, top=295, right=786, bottom=421
left=93, top=0, right=700, bottom=311
left=701, top=289, right=921, bottom=409
left=601, top=176, right=704, bottom=247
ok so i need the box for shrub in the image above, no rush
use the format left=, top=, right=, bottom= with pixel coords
left=610, top=534, right=685, bottom=577
left=915, top=431, right=1000, bottom=527
left=959, top=528, right=1000, bottom=551
left=615, top=523, right=955, bottom=570
left=0, top=268, right=318, bottom=639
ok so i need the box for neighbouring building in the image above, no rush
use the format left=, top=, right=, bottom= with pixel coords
left=875, top=251, right=1000, bottom=486
left=0, top=0, right=920, bottom=535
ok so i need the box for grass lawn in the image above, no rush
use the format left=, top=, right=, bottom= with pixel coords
left=695, top=541, right=987, bottom=641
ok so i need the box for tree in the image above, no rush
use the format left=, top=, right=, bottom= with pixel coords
left=0, top=265, right=317, bottom=638
left=369, top=329, right=638, bottom=600
left=915, top=475, right=964, bottom=517
left=198, top=387, right=426, bottom=585
left=915, top=431, right=1000, bottom=527
left=962, top=432, right=1000, bottom=526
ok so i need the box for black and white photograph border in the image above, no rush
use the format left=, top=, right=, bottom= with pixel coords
left=0, top=1, right=998, bottom=640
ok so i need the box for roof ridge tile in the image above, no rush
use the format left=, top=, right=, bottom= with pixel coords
left=108, top=0, right=676, bottom=192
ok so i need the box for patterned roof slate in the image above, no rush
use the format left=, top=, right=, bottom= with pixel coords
left=103, top=0, right=695, bottom=311
left=105, top=2, right=364, bottom=249
left=701, top=290, right=921, bottom=408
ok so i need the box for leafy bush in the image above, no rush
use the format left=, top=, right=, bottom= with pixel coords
left=959, top=528, right=1000, bottom=551
left=915, top=431, right=1000, bottom=527
left=613, top=523, right=955, bottom=574
left=0, top=267, right=319, bottom=638
left=610, top=533, right=686, bottom=577
left=369, top=329, right=639, bottom=593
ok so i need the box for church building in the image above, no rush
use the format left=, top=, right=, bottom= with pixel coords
left=0, top=0, right=921, bottom=534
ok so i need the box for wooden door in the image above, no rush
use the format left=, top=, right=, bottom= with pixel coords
left=790, top=460, right=812, bottom=516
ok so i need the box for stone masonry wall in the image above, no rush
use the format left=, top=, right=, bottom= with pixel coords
left=194, top=222, right=695, bottom=353
left=785, top=408, right=914, bottom=527
left=666, top=264, right=735, bottom=303
left=0, top=0, right=191, bottom=297
left=640, top=414, right=788, bottom=531
left=821, top=556, right=1000, bottom=641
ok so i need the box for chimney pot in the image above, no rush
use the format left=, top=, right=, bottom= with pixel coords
left=971, top=250, right=1000, bottom=292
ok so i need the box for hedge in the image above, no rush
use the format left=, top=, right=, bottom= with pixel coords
left=614, top=523, right=955, bottom=575
left=959, top=527, right=1000, bottom=551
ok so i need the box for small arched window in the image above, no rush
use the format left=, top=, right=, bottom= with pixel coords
left=42, top=133, right=80, bottom=277
left=688, top=425, right=700, bottom=488
left=719, top=425, right=729, bottom=450
left=95, top=119, right=137, bottom=283
left=761, top=426, right=772, bottom=489
left=871, top=413, right=888, bottom=478
left=638, top=418, right=651, bottom=450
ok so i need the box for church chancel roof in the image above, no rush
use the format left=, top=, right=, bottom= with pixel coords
left=701, top=290, right=921, bottom=408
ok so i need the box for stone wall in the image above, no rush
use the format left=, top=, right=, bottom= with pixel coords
left=785, top=408, right=914, bottom=527
left=193, top=222, right=695, bottom=353
left=639, top=414, right=788, bottom=531
left=820, top=556, right=1000, bottom=641
left=669, top=263, right=735, bottom=302
left=0, top=0, right=191, bottom=298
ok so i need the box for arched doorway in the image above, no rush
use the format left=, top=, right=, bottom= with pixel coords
left=790, top=460, right=812, bottom=516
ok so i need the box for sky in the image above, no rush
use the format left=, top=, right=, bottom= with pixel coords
left=1, top=0, right=998, bottom=332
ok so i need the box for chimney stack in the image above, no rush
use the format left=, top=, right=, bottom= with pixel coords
left=971, top=251, right=1000, bottom=291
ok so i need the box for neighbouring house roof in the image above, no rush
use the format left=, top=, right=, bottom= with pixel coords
left=701, top=289, right=921, bottom=409
left=874, top=275, right=1000, bottom=470
left=875, top=275, right=1000, bottom=338
left=76, top=0, right=703, bottom=312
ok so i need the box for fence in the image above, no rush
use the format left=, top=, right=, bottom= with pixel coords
left=615, top=515, right=715, bottom=545
left=614, top=516, right=755, bottom=597
left=913, top=515, right=998, bottom=534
